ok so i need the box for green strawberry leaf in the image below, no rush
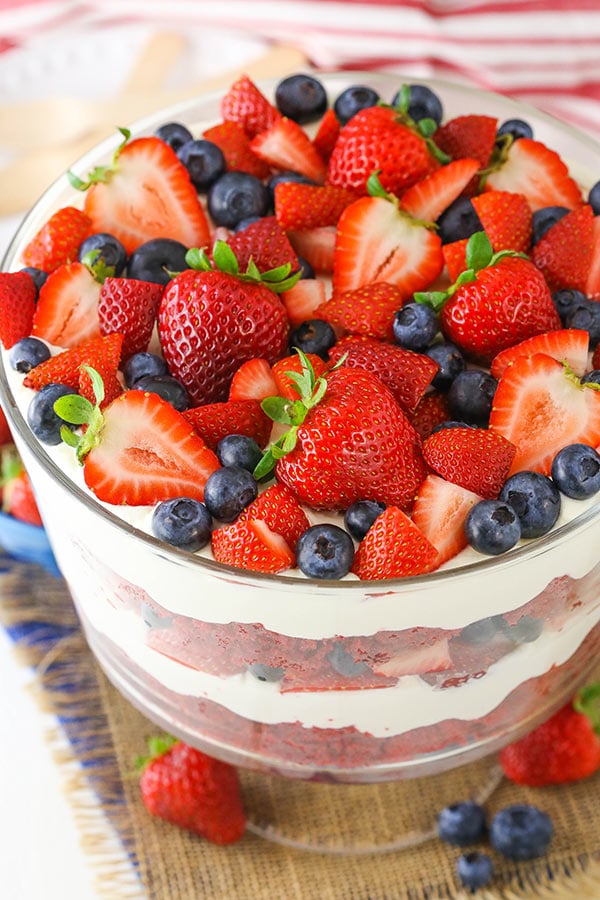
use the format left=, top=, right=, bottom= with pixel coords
left=465, top=231, right=494, bottom=271
left=53, top=365, right=106, bottom=464
left=261, top=396, right=294, bottom=425
left=68, top=127, right=130, bottom=190
left=574, top=682, right=600, bottom=733
left=185, top=247, right=213, bottom=271
left=212, top=240, right=240, bottom=276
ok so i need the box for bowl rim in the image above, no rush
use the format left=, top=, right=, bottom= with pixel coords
left=2, top=70, right=600, bottom=592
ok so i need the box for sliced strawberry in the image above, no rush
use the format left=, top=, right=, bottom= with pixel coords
left=225, top=216, right=298, bottom=273
left=490, top=329, right=590, bottom=380
left=24, top=332, right=123, bottom=397
left=489, top=353, right=600, bottom=475
left=240, top=482, right=310, bottom=549
left=228, top=358, right=279, bottom=401
left=250, top=117, right=327, bottom=184
left=0, top=271, right=36, bottom=349
left=484, top=137, right=583, bottom=212
left=409, top=391, right=451, bottom=440
left=442, top=238, right=469, bottom=282
left=82, top=390, right=220, bottom=504
left=220, top=74, right=281, bottom=138
left=352, top=505, right=441, bottom=580
left=183, top=399, right=272, bottom=449
left=471, top=190, right=533, bottom=253
left=202, top=120, right=271, bottom=178
left=32, top=261, right=102, bottom=347
left=211, top=517, right=294, bottom=573
left=400, top=157, right=480, bottom=222
left=412, top=473, right=483, bottom=565
left=287, top=226, right=336, bottom=274
left=274, top=182, right=356, bottom=231
left=271, top=353, right=329, bottom=400
left=434, top=115, right=498, bottom=195
left=532, top=204, right=595, bottom=292
left=78, top=338, right=124, bottom=408
left=333, top=195, right=443, bottom=295
left=370, top=634, right=453, bottom=678
left=81, top=136, right=210, bottom=255
left=98, top=277, right=164, bottom=360
left=318, top=282, right=405, bottom=340
left=312, top=108, right=340, bottom=161
left=328, top=335, right=439, bottom=413
left=422, top=426, right=516, bottom=499
left=22, top=206, right=93, bottom=273
left=280, top=278, right=327, bottom=326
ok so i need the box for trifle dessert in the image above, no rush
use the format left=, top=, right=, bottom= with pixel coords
left=1, top=72, right=600, bottom=781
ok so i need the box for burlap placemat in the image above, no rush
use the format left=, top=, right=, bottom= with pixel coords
left=2, top=555, right=600, bottom=900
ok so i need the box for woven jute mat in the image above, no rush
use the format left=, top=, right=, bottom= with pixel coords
left=2, top=555, right=600, bottom=900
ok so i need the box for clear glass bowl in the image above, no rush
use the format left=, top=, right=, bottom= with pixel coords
left=2, top=73, right=600, bottom=783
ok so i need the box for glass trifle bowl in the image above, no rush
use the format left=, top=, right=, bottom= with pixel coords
left=2, top=72, right=600, bottom=784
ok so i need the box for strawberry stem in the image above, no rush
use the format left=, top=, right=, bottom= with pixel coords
left=573, top=682, right=600, bottom=734
left=68, top=127, right=131, bottom=191
left=385, top=85, right=451, bottom=165
left=185, top=241, right=301, bottom=293
left=53, top=365, right=105, bottom=464
left=135, top=734, right=178, bottom=772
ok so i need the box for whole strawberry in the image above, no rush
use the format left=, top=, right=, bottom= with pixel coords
left=255, top=351, right=427, bottom=511
left=2, top=448, right=43, bottom=526
left=499, top=683, right=600, bottom=786
left=138, top=735, right=246, bottom=844
left=159, top=242, right=295, bottom=405
left=418, top=231, right=561, bottom=363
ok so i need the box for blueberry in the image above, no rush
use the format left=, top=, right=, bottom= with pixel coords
left=289, top=318, right=337, bottom=359
left=500, top=615, right=543, bottom=644
left=456, top=851, right=494, bottom=891
left=447, top=370, right=497, bottom=427
left=177, top=139, right=226, bottom=191
left=127, top=237, right=188, bottom=285
left=233, top=216, right=262, bottom=232
left=333, top=85, right=380, bottom=125
left=464, top=499, right=521, bottom=555
left=431, top=420, right=475, bottom=433
left=437, top=801, right=487, bottom=846
left=532, top=205, right=569, bottom=244
left=133, top=374, right=190, bottom=411
left=208, top=171, right=271, bottom=229
left=327, top=642, right=370, bottom=677
left=296, top=524, right=355, bottom=579
left=203, top=466, right=258, bottom=522
left=9, top=337, right=51, bottom=373
left=392, top=302, right=438, bottom=351
left=490, top=804, right=553, bottom=860
left=392, top=83, right=443, bottom=126
left=123, top=351, right=168, bottom=387
left=344, top=499, right=386, bottom=540
left=296, top=255, right=315, bottom=279
left=275, top=74, right=327, bottom=123
left=247, top=663, right=284, bottom=682
left=27, top=383, right=78, bottom=445
left=551, top=442, right=600, bottom=499
left=268, top=170, right=315, bottom=191
left=588, top=179, right=600, bottom=215
left=78, top=232, right=127, bottom=275
left=459, top=615, right=506, bottom=644
left=566, top=300, right=600, bottom=347
left=20, top=266, right=48, bottom=294
left=499, top=470, right=561, bottom=538
left=216, top=434, right=263, bottom=472
left=425, top=342, right=465, bottom=391
left=582, top=369, right=600, bottom=386
left=552, top=287, right=588, bottom=325
left=155, top=121, right=194, bottom=152
left=437, top=198, right=482, bottom=244
left=497, top=118, right=533, bottom=141
left=151, top=497, right=212, bottom=551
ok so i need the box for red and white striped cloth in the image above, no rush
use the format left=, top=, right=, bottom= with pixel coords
left=1, top=0, right=600, bottom=138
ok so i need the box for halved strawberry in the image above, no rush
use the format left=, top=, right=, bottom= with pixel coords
left=409, top=391, right=451, bottom=440
left=532, top=204, right=596, bottom=292
left=433, top=115, right=498, bottom=195
left=76, top=135, right=210, bottom=255
left=250, top=117, right=327, bottom=184
left=332, top=195, right=443, bottom=295
left=183, top=399, right=272, bottom=449
left=220, top=74, right=281, bottom=138
left=280, top=278, right=327, bottom=326
left=490, top=329, right=590, bottom=380
left=328, top=335, right=439, bottom=413
left=0, top=271, right=36, bottom=349
left=98, top=277, right=164, bottom=360
left=22, top=206, right=93, bottom=273
left=211, top=518, right=294, bottom=573
left=312, top=108, right=340, bottom=161
left=412, top=473, right=483, bottom=565
left=32, top=261, right=102, bottom=347
left=228, top=358, right=279, bottom=401
left=422, top=427, right=516, bottom=499
left=225, top=216, right=298, bottom=273
left=318, top=282, right=405, bottom=340
left=471, top=190, right=533, bottom=253
left=24, top=333, right=123, bottom=406
left=484, top=137, right=583, bottom=212
left=202, top=120, right=271, bottom=179
left=274, top=182, right=356, bottom=231
left=239, top=482, right=310, bottom=549
left=489, top=353, right=600, bottom=475
left=271, top=353, right=329, bottom=400
left=287, top=226, right=336, bottom=274
left=369, top=634, right=454, bottom=678
left=442, top=238, right=469, bottom=282
left=400, top=157, right=480, bottom=222
left=352, top=505, right=441, bottom=580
